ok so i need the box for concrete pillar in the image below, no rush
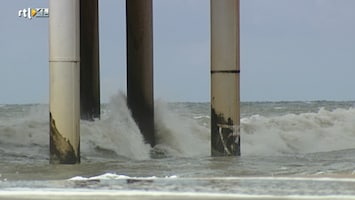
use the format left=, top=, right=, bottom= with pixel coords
left=211, top=0, right=240, bottom=156
left=80, top=0, right=100, bottom=120
left=49, top=0, right=80, bottom=164
left=126, top=0, right=155, bottom=146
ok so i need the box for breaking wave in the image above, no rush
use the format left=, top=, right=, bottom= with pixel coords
left=0, top=93, right=354, bottom=161
left=241, top=107, right=355, bottom=155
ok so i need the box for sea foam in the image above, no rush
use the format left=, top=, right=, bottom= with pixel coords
left=0, top=93, right=354, bottom=161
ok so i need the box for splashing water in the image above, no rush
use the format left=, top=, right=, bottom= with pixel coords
left=0, top=94, right=354, bottom=162
left=81, top=94, right=210, bottom=160
left=241, top=107, right=355, bottom=155
left=1, top=98, right=355, bottom=197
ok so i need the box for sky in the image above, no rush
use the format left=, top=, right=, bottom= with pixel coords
left=1, top=0, right=355, bottom=104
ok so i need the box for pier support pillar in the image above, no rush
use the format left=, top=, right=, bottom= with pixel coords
left=49, top=0, right=80, bottom=164
left=126, top=0, right=155, bottom=146
left=211, top=0, right=240, bottom=156
left=80, top=0, right=100, bottom=120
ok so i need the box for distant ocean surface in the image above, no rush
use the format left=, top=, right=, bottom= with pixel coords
left=1, top=95, right=355, bottom=199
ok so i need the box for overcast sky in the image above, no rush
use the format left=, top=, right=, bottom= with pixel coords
left=1, top=0, right=355, bottom=104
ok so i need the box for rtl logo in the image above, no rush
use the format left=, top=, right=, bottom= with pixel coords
left=18, top=8, right=49, bottom=19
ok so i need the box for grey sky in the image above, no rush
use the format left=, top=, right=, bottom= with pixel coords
left=1, top=0, right=355, bottom=104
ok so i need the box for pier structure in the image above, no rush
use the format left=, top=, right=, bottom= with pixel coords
left=80, top=0, right=101, bottom=121
left=48, top=0, right=240, bottom=163
left=49, top=0, right=81, bottom=164
left=126, top=0, right=155, bottom=147
left=211, top=0, right=240, bottom=156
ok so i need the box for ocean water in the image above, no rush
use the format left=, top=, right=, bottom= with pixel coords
left=1, top=94, right=355, bottom=199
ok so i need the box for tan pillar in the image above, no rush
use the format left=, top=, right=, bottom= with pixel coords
left=211, top=0, right=240, bottom=156
left=49, top=0, right=81, bottom=163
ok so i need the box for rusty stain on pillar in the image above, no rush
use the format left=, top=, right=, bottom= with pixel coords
left=80, top=0, right=100, bottom=120
left=211, top=0, right=240, bottom=156
left=126, top=0, right=155, bottom=146
left=49, top=0, right=80, bottom=164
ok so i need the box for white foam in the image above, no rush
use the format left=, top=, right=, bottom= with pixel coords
left=241, top=107, right=355, bottom=155
left=1, top=190, right=355, bottom=200
left=69, top=173, right=178, bottom=181
left=2, top=97, right=355, bottom=160
left=193, top=115, right=210, bottom=119
left=81, top=93, right=151, bottom=160
left=69, top=172, right=355, bottom=183
left=154, top=101, right=210, bottom=157
left=69, top=173, right=130, bottom=181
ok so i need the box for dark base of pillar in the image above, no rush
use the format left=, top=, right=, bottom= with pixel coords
left=211, top=108, right=240, bottom=156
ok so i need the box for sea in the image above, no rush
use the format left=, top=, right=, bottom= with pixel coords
left=1, top=94, right=355, bottom=199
